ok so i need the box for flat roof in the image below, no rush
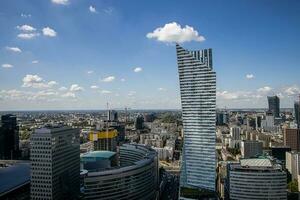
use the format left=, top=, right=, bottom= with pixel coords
left=0, top=162, right=30, bottom=196
left=81, top=151, right=116, bottom=160
left=240, top=158, right=272, bottom=167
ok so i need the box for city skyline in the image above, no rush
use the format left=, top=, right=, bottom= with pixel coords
left=1, top=0, right=300, bottom=111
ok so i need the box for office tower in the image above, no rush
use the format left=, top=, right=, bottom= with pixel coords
left=286, top=151, right=300, bottom=180
left=283, top=128, right=300, bottom=151
left=227, top=158, right=287, bottom=200
left=261, top=111, right=276, bottom=132
left=240, top=140, right=263, bottom=158
left=107, top=110, right=118, bottom=122
left=89, top=129, right=117, bottom=152
left=30, top=126, right=80, bottom=200
left=216, top=112, right=228, bottom=126
left=135, top=115, right=144, bottom=130
left=0, top=114, right=19, bottom=159
left=295, top=97, right=300, bottom=128
left=268, top=95, right=280, bottom=118
left=271, top=146, right=291, bottom=165
left=176, top=44, right=216, bottom=192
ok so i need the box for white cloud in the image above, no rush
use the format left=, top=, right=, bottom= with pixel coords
left=32, top=60, right=39, bottom=64
left=87, top=70, right=94, bottom=74
left=22, top=74, right=57, bottom=89
left=146, top=22, right=205, bottom=43
left=21, top=13, right=31, bottom=18
left=42, top=27, right=57, bottom=37
left=101, top=76, right=115, bottom=82
left=16, top=25, right=36, bottom=32
left=62, top=92, right=75, bottom=98
left=90, top=85, right=99, bottom=89
left=101, top=90, right=112, bottom=94
left=89, top=6, right=97, bottom=13
left=51, top=0, right=69, bottom=5
left=284, top=85, right=300, bottom=96
left=217, top=91, right=239, bottom=100
left=257, top=86, right=272, bottom=93
left=120, top=78, right=126, bottom=82
left=17, top=33, right=39, bottom=39
left=2, top=63, right=13, bottom=68
left=246, top=74, right=254, bottom=79
left=70, top=84, right=84, bottom=92
left=6, top=46, right=22, bottom=53
left=133, top=67, right=142, bottom=73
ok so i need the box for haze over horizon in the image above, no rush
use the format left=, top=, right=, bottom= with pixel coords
left=1, top=0, right=300, bottom=111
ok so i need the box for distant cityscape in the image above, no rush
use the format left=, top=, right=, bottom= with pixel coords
left=0, top=43, right=300, bottom=200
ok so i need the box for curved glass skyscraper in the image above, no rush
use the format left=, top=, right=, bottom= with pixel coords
left=176, top=44, right=216, bottom=192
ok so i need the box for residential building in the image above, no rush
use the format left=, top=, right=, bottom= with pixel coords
left=283, top=128, right=300, bottom=151
left=240, top=140, right=263, bottom=158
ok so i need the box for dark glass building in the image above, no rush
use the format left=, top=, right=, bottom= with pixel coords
left=267, top=96, right=280, bottom=118
left=0, top=114, right=19, bottom=159
left=295, top=100, right=300, bottom=128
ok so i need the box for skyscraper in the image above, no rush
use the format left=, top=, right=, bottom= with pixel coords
left=30, top=126, right=80, bottom=200
left=0, top=114, right=19, bottom=159
left=176, top=44, right=216, bottom=192
left=294, top=96, right=300, bottom=128
left=267, top=95, right=280, bottom=118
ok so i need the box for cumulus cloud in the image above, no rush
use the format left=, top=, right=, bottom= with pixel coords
left=133, top=67, right=142, bottom=73
left=32, top=60, right=39, bottom=64
left=17, top=33, right=40, bottom=39
left=103, top=7, right=113, bottom=15
left=6, top=46, right=22, bottom=53
left=42, top=27, right=57, bottom=37
left=284, top=85, right=300, bottom=96
left=101, top=76, right=115, bottom=82
left=89, top=5, right=97, bottom=13
left=22, top=74, right=57, bottom=89
left=90, top=85, right=99, bottom=89
left=120, top=78, right=126, bottom=82
left=2, top=64, right=13, bottom=68
left=51, top=0, right=69, bottom=5
left=128, top=91, right=136, bottom=96
left=257, top=86, right=272, bottom=93
left=16, top=24, right=36, bottom=32
left=246, top=74, right=254, bottom=79
left=217, top=91, right=239, bottom=100
left=70, top=84, right=84, bottom=92
left=146, top=22, right=205, bottom=43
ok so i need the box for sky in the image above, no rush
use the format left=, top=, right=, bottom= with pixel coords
left=0, top=0, right=300, bottom=111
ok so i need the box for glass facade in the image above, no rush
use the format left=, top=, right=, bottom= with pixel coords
left=176, top=44, right=216, bottom=191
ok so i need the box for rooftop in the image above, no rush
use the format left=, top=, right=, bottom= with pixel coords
left=0, top=161, right=30, bottom=196
left=81, top=151, right=116, bottom=161
left=240, top=158, right=272, bottom=168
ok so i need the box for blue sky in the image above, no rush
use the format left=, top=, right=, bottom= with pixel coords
left=0, top=0, right=300, bottom=110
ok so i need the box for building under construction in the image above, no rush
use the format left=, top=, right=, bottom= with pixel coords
left=89, top=129, right=118, bottom=152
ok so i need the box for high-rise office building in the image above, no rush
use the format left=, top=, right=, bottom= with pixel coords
left=268, top=95, right=280, bottom=118
left=0, top=114, right=19, bottom=159
left=230, top=127, right=241, bottom=140
left=107, top=110, right=118, bottom=122
left=30, top=126, right=80, bottom=200
left=240, top=140, right=263, bottom=158
left=283, top=128, right=300, bottom=151
left=135, top=114, right=144, bottom=130
left=295, top=97, right=300, bottom=128
left=176, top=44, right=216, bottom=192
